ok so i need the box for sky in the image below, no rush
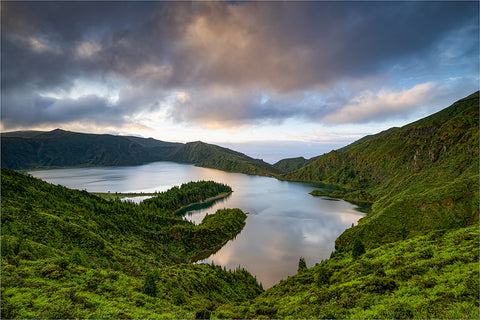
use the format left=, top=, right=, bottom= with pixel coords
left=1, top=1, right=479, bottom=163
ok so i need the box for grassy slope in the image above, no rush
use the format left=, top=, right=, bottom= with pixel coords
left=215, top=225, right=479, bottom=319
left=1, top=169, right=262, bottom=318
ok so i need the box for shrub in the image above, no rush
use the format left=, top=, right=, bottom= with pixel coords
left=352, top=239, right=366, bottom=259
left=17, top=250, right=35, bottom=261
left=316, top=266, right=333, bottom=287
left=172, top=287, right=186, bottom=305
left=195, top=309, right=211, bottom=319
left=141, top=271, right=158, bottom=297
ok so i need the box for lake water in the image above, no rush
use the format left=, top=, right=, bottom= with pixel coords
left=30, top=161, right=364, bottom=288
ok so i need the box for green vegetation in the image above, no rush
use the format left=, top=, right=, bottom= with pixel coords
left=297, top=257, right=307, bottom=273
left=1, top=129, right=182, bottom=169
left=1, top=169, right=261, bottom=318
left=93, top=192, right=157, bottom=201
left=214, top=225, right=479, bottom=319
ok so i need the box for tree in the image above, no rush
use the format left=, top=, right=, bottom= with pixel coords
left=298, top=256, right=307, bottom=272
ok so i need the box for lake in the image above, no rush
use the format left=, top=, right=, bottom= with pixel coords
left=30, top=161, right=364, bottom=288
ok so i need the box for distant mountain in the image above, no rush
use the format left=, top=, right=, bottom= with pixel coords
left=283, top=91, right=479, bottom=247
left=273, top=156, right=319, bottom=173
left=168, top=141, right=283, bottom=176
left=1, top=129, right=280, bottom=176
left=1, top=129, right=178, bottom=169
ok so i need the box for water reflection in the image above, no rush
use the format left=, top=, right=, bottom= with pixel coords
left=30, top=161, right=363, bottom=288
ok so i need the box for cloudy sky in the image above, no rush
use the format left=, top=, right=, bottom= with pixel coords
left=2, top=1, right=478, bottom=163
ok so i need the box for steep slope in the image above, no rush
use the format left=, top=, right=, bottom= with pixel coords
left=1, top=169, right=262, bottom=318
left=283, top=91, right=479, bottom=247
left=336, top=127, right=399, bottom=152
left=167, top=141, right=282, bottom=176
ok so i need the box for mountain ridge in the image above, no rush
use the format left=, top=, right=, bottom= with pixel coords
left=1, top=129, right=280, bottom=176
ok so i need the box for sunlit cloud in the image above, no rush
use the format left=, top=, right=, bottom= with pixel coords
left=76, top=41, right=102, bottom=58
left=323, top=82, right=438, bottom=124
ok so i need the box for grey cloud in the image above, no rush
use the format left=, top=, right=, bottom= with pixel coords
left=1, top=1, right=478, bottom=129
left=1, top=90, right=122, bottom=129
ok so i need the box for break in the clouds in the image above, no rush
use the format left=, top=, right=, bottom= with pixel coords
left=1, top=1, right=478, bottom=132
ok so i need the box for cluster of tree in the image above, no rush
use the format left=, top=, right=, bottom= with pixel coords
left=141, top=180, right=231, bottom=212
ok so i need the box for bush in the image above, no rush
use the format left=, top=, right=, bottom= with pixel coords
left=316, top=266, right=333, bottom=287
left=141, top=271, right=158, bottom=297
left=195, top=309, right=211, bottom=319
left=17, top=250, right=35, bottom=261
left=352, top=239, right=366, bottom=259
left=172, top=288, right=186, bottom=305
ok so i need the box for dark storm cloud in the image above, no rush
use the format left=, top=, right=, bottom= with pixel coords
left=1, top=1, right=478, bottom=129
left=1, top=89, right=121, bottom=128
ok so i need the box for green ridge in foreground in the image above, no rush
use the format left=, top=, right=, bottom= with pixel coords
left=1, top=169, right=262, bottom=318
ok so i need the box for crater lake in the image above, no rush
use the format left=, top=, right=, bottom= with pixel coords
left=30, top=161, right=364, bottom=288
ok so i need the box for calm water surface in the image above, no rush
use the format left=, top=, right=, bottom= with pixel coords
left=30, top=162, right=363, bottom=288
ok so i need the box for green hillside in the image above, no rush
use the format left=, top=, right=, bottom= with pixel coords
left=215, top=225, right=479, bottom=319
left=336, top=127, right=399, bottom=153
left=283, top=91, right=479, bottom=247
left=1, top=130, right=280, bottom=176
left=1, top=169, right=262, bottom=318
